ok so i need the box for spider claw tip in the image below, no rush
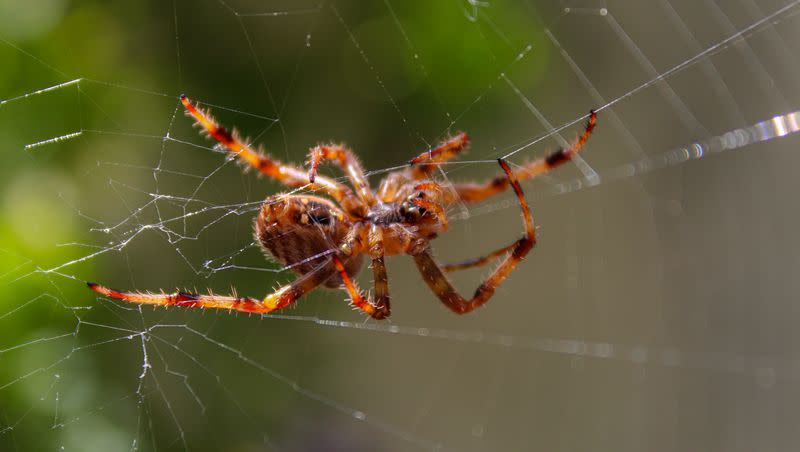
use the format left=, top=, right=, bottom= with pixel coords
left=86, top=282, right=111, bottom=297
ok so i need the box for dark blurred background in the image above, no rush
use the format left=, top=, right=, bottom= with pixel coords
left=2, top=0, right=800, bottom=451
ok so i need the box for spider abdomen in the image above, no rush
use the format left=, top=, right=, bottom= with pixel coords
left=255, top=195, right=364, bottom=288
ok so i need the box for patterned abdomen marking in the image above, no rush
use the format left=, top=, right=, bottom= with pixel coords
left=255, top=195, right=364, bottom=288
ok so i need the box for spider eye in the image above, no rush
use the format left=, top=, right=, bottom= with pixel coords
left=401, top=202, right=423, bottom=221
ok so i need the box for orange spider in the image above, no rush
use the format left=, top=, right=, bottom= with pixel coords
left=88, top=95, right=597, bottom=319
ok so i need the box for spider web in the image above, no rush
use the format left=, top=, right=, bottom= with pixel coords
left=2, top=0, right=800, bottom=450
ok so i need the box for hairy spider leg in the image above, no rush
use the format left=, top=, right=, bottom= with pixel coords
left=441, top=242, right=518, bottom=273
left=307, top=144, right=377, bottom=205
left=431, top=161, right=515, bottom=271
left=376, top=172, right=409, bottom=203
left=87, top=257, right=338, bottom=314
left=413, top=158, right=536, bottom=314
left=408, top=132, right=470, bottom=179
left=454, top=110, right=597, bottom=203
left=332, top=225, right=391, bottom=319
left=180, top=95, right=365, bottom=216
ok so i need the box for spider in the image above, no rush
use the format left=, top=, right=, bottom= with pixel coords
left=88, top=95, right=597, bottom=319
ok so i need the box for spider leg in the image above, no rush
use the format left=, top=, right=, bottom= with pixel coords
left=441, top=242, right=517, bottom=273
left=408, top=132, right=470, bottom=179
left=377, top=172, right=410, bottom=202
left=307, top=144, right=377, bottom=205
left=453, top=110, right=597, bottom=204
left=87, top=257, right=337, bottom=314
left=180, top=96, right=365, bottom=216
left=412, top=159, right=536, bottom=314
left=332, top=225, right=391, bottom=319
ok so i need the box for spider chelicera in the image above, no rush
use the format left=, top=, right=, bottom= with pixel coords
left=88, top=95, right=597, bottom=319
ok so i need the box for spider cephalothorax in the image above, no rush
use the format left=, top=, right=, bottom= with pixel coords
left=88, top=95, right=597, bottom=319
